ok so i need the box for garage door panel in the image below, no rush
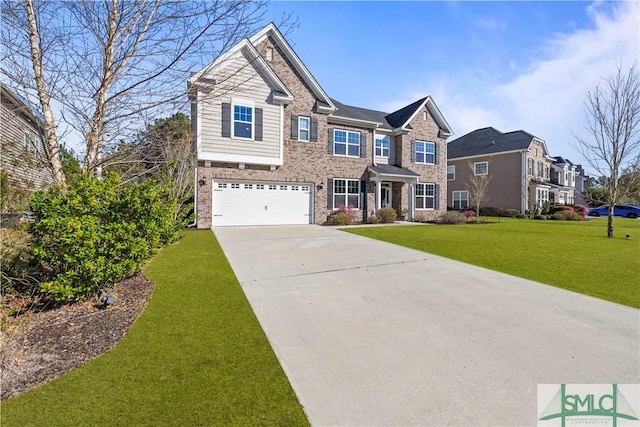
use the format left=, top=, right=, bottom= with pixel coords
left=212, top=181, right=312, bottom=226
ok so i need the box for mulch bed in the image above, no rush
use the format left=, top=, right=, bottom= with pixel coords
left=0, top=273, right=154, bottom=401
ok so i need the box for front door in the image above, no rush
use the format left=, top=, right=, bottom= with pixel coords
left=381, top=183, right=392, bottom=208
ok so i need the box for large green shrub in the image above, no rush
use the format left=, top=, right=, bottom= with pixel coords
left=437, top=211, right=466, bottom=224
left=29, top=173, right=181, bottom=301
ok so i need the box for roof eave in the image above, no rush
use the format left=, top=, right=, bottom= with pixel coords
left=328, top=115, right=381, bottom=129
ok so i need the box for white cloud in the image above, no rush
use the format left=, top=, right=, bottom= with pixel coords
left=384, top=1, right=639, bottom=175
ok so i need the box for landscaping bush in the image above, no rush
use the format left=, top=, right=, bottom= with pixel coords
left=330, top=205, right=357, bottom=225
left=437, top=211, right=466, bottom=224
left=28, top=173, right=182, bottom=302
left=534, top=214, right=548, bottom=220
left=497, top=208, right=521, bottom=217
left=479, top=207, right=500, bottom=216
left=551, top=210, right=583, bottom=221
left=573, top=204, right=588, bottom=218
left=366, top=216, right=379, bottom=224
left=0, top=228, right=39, bottom=300
left=377, top=207, right=397, bottom=223
left=413, top=212, right=429, bottom=223
left=464, top=210, right=476, bottom=220
left=515, top=213, right=526, bottom=219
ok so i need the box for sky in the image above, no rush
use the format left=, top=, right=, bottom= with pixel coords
left=262, top=1, right=640, bottom=175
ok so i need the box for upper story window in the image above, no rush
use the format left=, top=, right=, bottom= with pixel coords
left=537, top=161, right=544, bottom=177
left=266, top=47, right=273, bottom=61
left=334, top=129, right=360, bottom=157
left=447, top=165, right=455, bottom=180
left=474, top=161, right=488, bottom=176
left=24, top=134, right=32, bottom=152
left=527, top=158, right=534, bottom=175
left=544, top=166, right=549, bottom=179
left=414, top=141, right=435, bottom=164
left=233, top=104, right=253, bottom=139
left=375, top=136, right=390, bottom=157
left=298, top=116, right=310, bottom=142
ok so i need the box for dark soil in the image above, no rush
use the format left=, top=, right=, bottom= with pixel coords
left=0, top=273, right=154, bottom=401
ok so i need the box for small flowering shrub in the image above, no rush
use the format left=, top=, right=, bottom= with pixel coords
left=376, top=207, right=397, bottom=223
left=464, top=210, right=476, bottom=218
left=573, top=204, right=588, bottom=218
left=551, top=210, right=583, bottom=221
left=330, top=205, right=357, bottom=225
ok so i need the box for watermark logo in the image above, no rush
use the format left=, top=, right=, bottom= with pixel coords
left=538, top=384, right=639, bottom=427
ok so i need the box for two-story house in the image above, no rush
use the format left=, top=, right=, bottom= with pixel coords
left=188, top=23, right=452, bottom=227
left=1, top=83, right=51, bottom=216
left=549, top=156, right=580, bottom=205
left=446, top=127, right=555, bottom=213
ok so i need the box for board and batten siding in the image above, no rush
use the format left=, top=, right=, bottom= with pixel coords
left=198, top=52, right=281, bottom=161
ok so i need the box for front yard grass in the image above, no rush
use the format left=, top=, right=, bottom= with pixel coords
left=345, top=217, right=640, bottom=308
left=1, top=231, right=308, bottom=426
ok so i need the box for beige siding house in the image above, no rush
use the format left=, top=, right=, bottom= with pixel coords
left=447, top=127, right=555, bottom=213
left=189, top=23, right=453, bottom=227
left=1, top=83, right=51, bottom=215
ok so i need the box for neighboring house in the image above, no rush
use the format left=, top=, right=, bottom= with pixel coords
left=188, top=23, right=453, bottom=227
left=446, top=127, right=555, bottom=213
left=1, top=83, right=51, bottom=215
left=549, top=156, right=580, bottom=205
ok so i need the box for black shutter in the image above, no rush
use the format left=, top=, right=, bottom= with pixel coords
left=327, top=178, right=334, bottom=209
left=310, top=118, right=318, bottom=142
left=327, top=128, right=334, bottom=154
left=361, top=180, right=367, bottom=219
left=291, top=115, right=298, bottom=139
left=434, top=143, right=438, bottom=164
left=221, top=103, right=231, bottom=137
left=435, top=184, right=440, bottom=209
left=255, top=108, right=263, bottom=141
left=360, top=132, right=367, bottom=158
left=411, top=140, right=416, bottom=163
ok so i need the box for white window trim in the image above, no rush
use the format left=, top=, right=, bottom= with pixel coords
left=415, top=183, right=435, bottom=210
left=333, top=178, right=361, bottom=210
left=474, top=161, right=488, bottom=176
left=415, top=140, right=436, bottom=165
left=447, top=165, right=455, bottom=181
left=298, top=116, right=310, bottom=142
left=452, top=190, right=469, bottom=209
left=333, top=129, right=360, bottom=158
left=231, top=98, right=255, bottom=140
left=375, top=136, right=390, bottom=157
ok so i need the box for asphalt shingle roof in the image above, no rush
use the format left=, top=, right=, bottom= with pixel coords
left=368, top=164, right=420, bottom=177
left=330, top=97, right=429, bottom=131
left=447, top=127, right=538, bottom=159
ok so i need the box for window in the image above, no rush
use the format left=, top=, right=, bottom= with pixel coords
left=415, top=183, right=435, bottom=209
left=544, top=166, right=549, bottom=179
left=537, top=161, right=543, bottom=177
left=256, top=184, right=265, bottom=189
left=233, top=104, right=253, bottom=139
left=333, top=179, right=360, bottom=209
left=266, top=47, right=273, bottom=61
left=474, top=161, right=488, bottom=176
left=298, top=116, right=310, bottom=142
left=414, top=141, right=435, bottom=164
left=231, top=183, right=240, bottom=189
left=217, top=183, right=227, bottom=189
left=527, top=158, right=534, bottom=175
left=447, top=165, right=455, bottom=181
left=24, top=134, right=32, bottom=151
left=244, top=184, right=253, bottom=189
left=269, top=184, right=276, bottom=190
left=280, top=185, right=287, bottom=190
left=452, top=191, right=469, bottom=209
left=536, top=187, right=549, bottom=208
left=334, top=130, right=360, bottom=157
left=375, top=136, right=390, bottom=157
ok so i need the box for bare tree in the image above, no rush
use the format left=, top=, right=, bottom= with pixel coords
left=465, top=160, right=491, bottom=218
left=2, top=0, right=270, bottom=178
left=574, top=65, right=640, bottom=238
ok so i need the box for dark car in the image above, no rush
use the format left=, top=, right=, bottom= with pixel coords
left=587, top=204, right=640, bottom=218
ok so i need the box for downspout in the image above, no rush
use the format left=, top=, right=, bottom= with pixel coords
left=521, top=150, right=527, bottom=213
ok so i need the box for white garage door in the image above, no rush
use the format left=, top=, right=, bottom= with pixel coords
left=212, top=180, right=313, bottom=226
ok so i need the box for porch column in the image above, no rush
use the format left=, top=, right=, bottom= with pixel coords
left=375, top=179, right=382, bottom=212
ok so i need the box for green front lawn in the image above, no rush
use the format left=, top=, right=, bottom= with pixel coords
left=1, top=231, right=308, bottom=426
left=345, top=218, right=640, bottom=308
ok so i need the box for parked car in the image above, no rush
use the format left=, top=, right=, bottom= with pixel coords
left=587, top=204, right=640, bottom=218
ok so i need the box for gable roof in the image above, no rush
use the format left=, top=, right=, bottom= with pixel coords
left=330, top=96, right=453, bottom=135
left=447, top=127, right=543, bottom=159
left=1, top=83, right=45, bottom=125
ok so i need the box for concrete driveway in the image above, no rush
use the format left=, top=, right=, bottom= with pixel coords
left=214, top=225, right=639, bottom=426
